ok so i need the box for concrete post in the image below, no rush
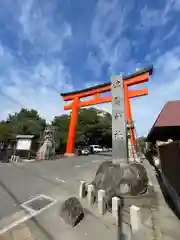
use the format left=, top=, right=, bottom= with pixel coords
left=87, top=184, right=94, bottom=206
left=130, top=205, right=141, bottom=233
left=79, top=181, right=86, bottom=198
left=112, top=197, right=125, bottom=240
left=98, top=189, right=106, bottom=215
left=111, top=76, right=128, bottom=165
left=10, top=155, right=14, bottom=162
left=112, top=197, right=121, bottom=225
left=16, top=156, right=20, bottom=162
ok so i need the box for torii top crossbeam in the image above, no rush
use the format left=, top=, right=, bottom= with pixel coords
left=61, top=66, right=153, bottom=155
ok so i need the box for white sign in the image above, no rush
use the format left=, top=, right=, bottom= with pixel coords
left=16, top=139, right=32, bottom=150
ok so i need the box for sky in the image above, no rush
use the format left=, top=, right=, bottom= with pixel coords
left=0, top=0, right=180, bottom=136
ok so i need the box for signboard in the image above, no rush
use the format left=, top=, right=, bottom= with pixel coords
left=16, top=139, right=32, bottom=150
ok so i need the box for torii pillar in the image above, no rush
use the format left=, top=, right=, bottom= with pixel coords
left=61, top=66, right=153, bottom=156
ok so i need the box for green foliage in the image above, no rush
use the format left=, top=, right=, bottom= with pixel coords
left=52, top=115, right=70, bottom=152
left=51, top=108, right=112, bottom=152
left=0, top=108, right=46, bottom=142
left=0, top=121, right=11, bottom=142
left=76, top=108, right=112, bottom=147
left=0, top=107, right=112, bottom=152
left=136, top=136, right=146, bottom=153
left=0, top=106, right=148, bottom=154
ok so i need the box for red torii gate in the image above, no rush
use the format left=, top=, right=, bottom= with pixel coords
left=61, top=66, right=153, bottom=156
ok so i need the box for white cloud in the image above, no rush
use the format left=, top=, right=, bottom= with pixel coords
left=19, top=0, right=72, bottom=51
left=0, top=0, right=74, bottom=122
left=86, top=52, right=102, bottom=77
left=172, top=0, right=180, bottom=10
left=130, top=46, right=180, bottom=136
left=163, top=24, right=178, bottom=41
left=64, top=22, right=72, bottom=37
left=87, top=0, right=134, bottom=76
left=139, top=0, right=180, bottom=32
left=0, top=55, right=73, bottom=121
left=149, top=23, right=178, bottom=50
left=139, top=4, right=170, bottom=30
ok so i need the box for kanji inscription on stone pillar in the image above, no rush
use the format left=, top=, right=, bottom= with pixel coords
left=111, top=75, right=128, bottom=165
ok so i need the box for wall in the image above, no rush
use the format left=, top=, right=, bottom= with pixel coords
left=160, top=171, right=180, bottom=216
left=159, top=142, right=180, bottom=195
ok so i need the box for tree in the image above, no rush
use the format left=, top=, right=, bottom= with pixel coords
left=52, top=107, right=112, bottom=152
left=97, top=112, right=112, bottom=147
left=77, top=108, right=99, bottom=145
left=136, top=136, right=146, bottom=153
left=76, top=108, right=112, bottom=147
left=0, top=121, right=11, bottom=143
left=0, top=107, right=112, bottom=153
left=7, top=108, right=46, bottom=138
left=52, top=114, right=70, bottom=153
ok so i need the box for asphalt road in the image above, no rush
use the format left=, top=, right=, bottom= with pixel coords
left=1, top=153, right=180, bottom=240
left=0, top=153, right=112, bottom=221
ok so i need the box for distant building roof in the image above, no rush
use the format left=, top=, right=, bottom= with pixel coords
left=146, top=100, right=180, bottom=142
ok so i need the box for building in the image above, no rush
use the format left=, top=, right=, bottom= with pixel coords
left=146, top=100, right=180, bottom=216
left=146, top=100, right=180, bottom=142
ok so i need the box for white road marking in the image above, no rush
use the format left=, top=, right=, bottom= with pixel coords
left=21, top=195, right=56, bottom=213
left=0, top=195, right=58, bottom=235
left=0, top=214, right=30, bottom=235
left=55, top=178, right=66, bottom=183
left=76, top=163, right=88, bottom=168
left=92, top=160, right=101, bottom=163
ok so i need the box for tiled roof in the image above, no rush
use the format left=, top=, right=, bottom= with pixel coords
left=146, top=100, right=180, bottom=142
left=154, top=100, right=180, bottom=127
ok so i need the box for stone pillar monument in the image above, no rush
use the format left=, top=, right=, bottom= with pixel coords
left=111, top=76, right=128, bottom=165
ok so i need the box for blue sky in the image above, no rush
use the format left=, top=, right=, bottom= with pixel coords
left=0, top=0, right=180, bottom=136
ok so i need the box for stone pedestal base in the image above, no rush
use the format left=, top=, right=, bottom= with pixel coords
left=113, top=159, right=128, bottom=167
left=64, top=153, right=75, bottom=157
